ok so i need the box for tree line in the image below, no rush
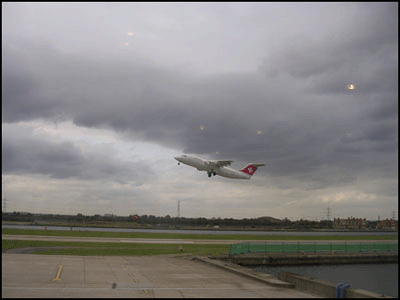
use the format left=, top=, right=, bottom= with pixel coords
left=2, top=211, right=342, bottom=229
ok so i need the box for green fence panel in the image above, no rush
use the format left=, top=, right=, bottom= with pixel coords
left=240, top=243, right=248, bottom=254
left=362, top=243, right=376, bottom=252
left=332, top=243, right=347, bottom=252
left=265, top=244, right=282, bottom=252
left=299, top=244, right=315, bottom=252
left=230, top=242, right=397, bottom=256
left=252, top=244, right=266, bottom=253
left=316, top=243, right=332, bottom=252
left=374, top=243, right=397, bottom=251
left=346, top=243, right=360, bottom=252
left=231, top=243, right=249, bottom=255
left=284, top=244, right=298, bottom=253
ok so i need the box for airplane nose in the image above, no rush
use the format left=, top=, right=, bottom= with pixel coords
left=174, top=157, right=180, bottom=161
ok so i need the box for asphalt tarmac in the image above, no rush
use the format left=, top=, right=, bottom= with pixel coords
left=2, top=235, right=396, bottom=298
left=2, top=254, right=319, bottom=298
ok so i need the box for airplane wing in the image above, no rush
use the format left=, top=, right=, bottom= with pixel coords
left=208, top=160, right=234, bottom=168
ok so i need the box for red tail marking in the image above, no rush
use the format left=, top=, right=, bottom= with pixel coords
left=240, top=164, right=258, bottom=176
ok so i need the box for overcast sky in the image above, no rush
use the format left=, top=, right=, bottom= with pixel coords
left=2, top=2, right=398, bottom=221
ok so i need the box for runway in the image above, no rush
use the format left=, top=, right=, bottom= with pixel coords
left=2, top=234, right=397, bottom=244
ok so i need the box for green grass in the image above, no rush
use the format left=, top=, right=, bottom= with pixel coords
left=2, top=239, right=230, bottom=256
left=2, top=229, right=397, bottom=241
left=3, top=229, right=397, bottom=257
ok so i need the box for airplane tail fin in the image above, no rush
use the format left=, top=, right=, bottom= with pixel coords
left=240, top=163, right=265, bottom=176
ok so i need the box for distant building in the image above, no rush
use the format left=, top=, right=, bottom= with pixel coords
left=333, top=217, right=367, bottom=230
left=376, top=218, right=398, bottom=230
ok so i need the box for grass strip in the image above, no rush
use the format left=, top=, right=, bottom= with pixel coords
left=2, top=229, right=397, bottom=241
left=2, top=239, right=230, bottom=256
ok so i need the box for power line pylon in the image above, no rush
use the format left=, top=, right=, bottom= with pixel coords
left=324, top=204, right=331, bottom=221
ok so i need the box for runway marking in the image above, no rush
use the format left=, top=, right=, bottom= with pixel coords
left=53, top=265, right=63, bottom=281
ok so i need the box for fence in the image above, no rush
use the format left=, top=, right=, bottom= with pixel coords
left=230, top=242, right=398, bottom=255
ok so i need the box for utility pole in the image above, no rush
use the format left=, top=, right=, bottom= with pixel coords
left=2, top=196, right=6, bottom=213
left=177, top=200, right=180, bottom=218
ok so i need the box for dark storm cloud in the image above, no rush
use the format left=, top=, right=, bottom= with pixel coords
left=3, top=36, right=397, bottom=187
left=2, top=39, right=72, bottom=122
left=254, top=3, right=398, bottom=184
left=2, top=2, right=397, bottom=190
left=261, top=3, right=397, bottom=94
left=2, top=126, right=155, bottom=183
left=364, top=123, right=397, bottom=142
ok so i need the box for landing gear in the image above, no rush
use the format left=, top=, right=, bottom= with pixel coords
left=177, top=162, right=180, bottom=165
left=208, top=170, right=217, bottom=177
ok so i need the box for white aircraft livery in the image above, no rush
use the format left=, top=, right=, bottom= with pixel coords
left=175, top=155, right=265, bottom=179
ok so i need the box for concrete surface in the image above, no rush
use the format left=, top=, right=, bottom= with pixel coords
left=193, top=256, right=295, bottom=288
left=277, top=272, right=394, bottom=298
left=227, top=252, right=398, bottom=266
left=2, top=254, right=320, bottom=298
left=3, top=234, right=397, bottom=244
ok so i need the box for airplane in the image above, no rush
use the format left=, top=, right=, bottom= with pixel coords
left=174, top=155, right=265, bottom=179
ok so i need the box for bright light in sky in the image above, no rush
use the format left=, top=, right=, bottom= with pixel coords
left=347, top=83, right=356, bottom=90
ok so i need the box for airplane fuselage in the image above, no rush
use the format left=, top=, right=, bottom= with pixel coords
left=175, top=155, right=264, bottom=179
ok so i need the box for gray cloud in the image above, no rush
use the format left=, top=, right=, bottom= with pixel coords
left=1, top=3, right=397, bottom=218
left=2, top=125, right=155, bottom=184
left=261, top=3, right=397, bottom=80
left=3, top=28, right=397, bottom=186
